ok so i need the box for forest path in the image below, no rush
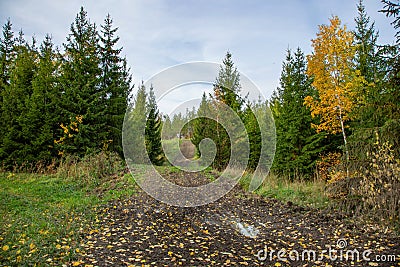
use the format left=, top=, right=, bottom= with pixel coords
left=170, top=139, right=197, bottom=168
left=77, top=171, right=399, bottom=266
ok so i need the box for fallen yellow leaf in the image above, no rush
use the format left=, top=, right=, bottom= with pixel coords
left=2, top=245, right=9, bottom=251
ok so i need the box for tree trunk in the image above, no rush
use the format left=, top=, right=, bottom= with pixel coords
left=337, top=101, right=350, bottom=178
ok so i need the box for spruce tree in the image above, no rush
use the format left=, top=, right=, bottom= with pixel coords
left=377, top=0, right=400, bottom=156
left=0, top=19, right=14, bottom=95
left=243, top=101, right=261, bottom=171
left=214, top=51, right=243, bottom=113
left=162, top=115, right=173, bottom=139
left=191, top=92, right=209, bottom=155
left=352, top=0, right=385, bottom=129
left=99, top=14, right=132, bottom=157
left=271, top=48, right=326, bottom=177
left=380, top=0, right=400, bottom=44
left=191, top=92, right=216, bottom=161
left=59, top=7, right=103, bottom=156
left=0, top=19, right=15, bottom=158
left=1, top=32, right=37, bottom=165
left=347, top=0, right=387, bottom=162
left=211, top=52, right=245, bottom=170
left=355, top=0, right=379, bottom=83
left=171, top=112, right=185, bottom=139
left=380, top=0, right=400, bottom=105
left=145, top=85, right=164, bottom=165
left=124, top=82, right=147, bottom=164
left=192, top=93, right=222, bottom=166
left=25, top=35, right=62, bottom=162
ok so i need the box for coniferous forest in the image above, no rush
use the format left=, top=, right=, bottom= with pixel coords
left=0, top=1, right=400, bottom=266
left=0, top=8, right=133, bottom=166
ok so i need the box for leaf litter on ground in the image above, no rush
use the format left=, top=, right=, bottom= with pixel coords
left=76, top=169, right=400, bottom=266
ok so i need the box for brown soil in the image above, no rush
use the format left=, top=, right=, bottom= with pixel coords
left=77, top=170, right=400, bottom=266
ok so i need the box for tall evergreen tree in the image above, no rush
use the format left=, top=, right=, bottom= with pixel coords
left=58, top=7, right=103, bottom=156
left=377, top=0, right=400, bottom=155
left=351, top=0, right=385, bottom=129
left=24, top=35, right=62, bottom=162
left=145, top=85, right=164, bottom=165
left=191, top=92, right=217, bottom=163
left=0, top=19, right=15, bottom=95
left=161, top=114, right=173, bottom=139
left=210, top=52, right=246, bottom=170
left=171, top=112, right=185, bottom=138
left=271, top=48, right=326, bottom=177
left=355, top=0, right=379, bottom=83
left=243, top=101, right=261, bottom=171
left=124, top=82, right=147, bottom=164
left=347, top=0, right=388, bottom=163
left=0, top=19, right=15, bottom=161
left=380, top=0, right=400, bottom=109
left=99, top=14, right=132, bottom=157
left=192, top=92, right=209, bottom=154
left=214, top=51, right=243, bottom=113
left=381, top=0, right=400, bottom=44
left=191, top=52, right=253, bottom=170
left=1, top=32, right=37, bottom=165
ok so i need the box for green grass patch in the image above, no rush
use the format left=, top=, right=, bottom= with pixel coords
left=0, top=168, right=137, bottom=266
left=162, top=138, right=181, bottom=164
left=240, top=172, right=329, bottom=208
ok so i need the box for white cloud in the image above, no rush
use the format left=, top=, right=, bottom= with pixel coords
left=0, top=0, right=396, bottom=114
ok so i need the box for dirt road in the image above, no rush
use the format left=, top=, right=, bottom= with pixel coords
left=78, top=170, right=399, bottom=266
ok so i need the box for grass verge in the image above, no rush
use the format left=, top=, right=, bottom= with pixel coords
left=239, top=172, right=329, bottom=208
left=0, top=154, right=138, bottom=266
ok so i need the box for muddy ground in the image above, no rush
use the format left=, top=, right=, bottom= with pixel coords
left=78, top=169, right=399, bottom=267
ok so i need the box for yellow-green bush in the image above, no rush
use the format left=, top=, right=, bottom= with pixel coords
left=358, top=134, right=400, bottom=220
left=328, top=133, right=400, bottom=223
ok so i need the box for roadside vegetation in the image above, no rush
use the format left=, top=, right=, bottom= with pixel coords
left=0, top=152, right=137, bottom=265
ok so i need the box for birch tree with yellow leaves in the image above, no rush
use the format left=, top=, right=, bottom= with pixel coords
left=304, top=16, right=365, bottom=177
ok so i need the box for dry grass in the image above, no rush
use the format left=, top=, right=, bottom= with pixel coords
left=238, top=171, right=329, bottom=208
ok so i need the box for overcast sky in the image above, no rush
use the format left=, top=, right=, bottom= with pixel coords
left=0, top=0, right=396, bottom=114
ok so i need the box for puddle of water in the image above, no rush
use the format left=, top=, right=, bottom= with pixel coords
left=202, top=210, right=260, bottom=238
left=236, top=222, right=259, bottom=238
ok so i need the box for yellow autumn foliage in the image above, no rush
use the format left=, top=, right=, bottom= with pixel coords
left=304, top=16, right=365, bottom=134
left=54, top=115, right=84, bottom=155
